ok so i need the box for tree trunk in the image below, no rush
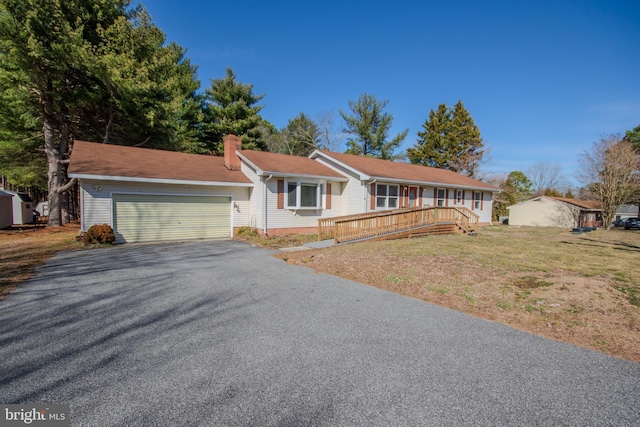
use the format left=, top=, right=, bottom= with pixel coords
left=42, top=77, right=72, bottom=228
left=45, top=120, right=63, bottom=227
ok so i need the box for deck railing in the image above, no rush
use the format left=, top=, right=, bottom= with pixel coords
left=318, top=206, right=479, bottom=244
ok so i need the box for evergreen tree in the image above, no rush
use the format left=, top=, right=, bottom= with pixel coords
left=0, top=0, right=202, bottom=225
left=407, top=104, right=451, bottom=168
left=340, top=93, right=407, bottom=159
left=203, top=68, right=266, bottom=153
left=408, top=101, right=484, bottom=177
left=623, top=124, right=640, bottom=151
left=492, top=171, right=533, bottom=221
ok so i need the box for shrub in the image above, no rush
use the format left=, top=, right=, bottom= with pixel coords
left=84, top=224, right=115, bottom=245
left=236, top=226, right=258, bottom=237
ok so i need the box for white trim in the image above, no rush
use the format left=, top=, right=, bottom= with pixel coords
left=312, top=151, right=497, bottom=192
left=375, top=183, right=400, bottom=210
left=473, top=191, right=482, bottom=210
left=265, top=172, right=348, bottom=181
left=369, top=176, right=494, bottom=192
left=310, top=151, right=371, bottom=180
left=238, top=151, right=347, bottom=182
left=284, top=179, right=323, bottom=210
left=236, top=152, right=264, bottom=175
left=436, top=188, right=446, bottom=207
left=68, top=173, right=252, bottom=187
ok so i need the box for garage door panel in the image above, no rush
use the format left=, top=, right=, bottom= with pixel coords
left=113, top=194, right=231, bottom=243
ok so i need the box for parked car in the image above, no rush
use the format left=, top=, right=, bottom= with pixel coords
left=612, top=218, right=627, bottom=227
left=624, top=218, right=640, bottom=230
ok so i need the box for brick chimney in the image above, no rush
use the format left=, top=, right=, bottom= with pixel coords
left=223, top=134, right=242, bottom=170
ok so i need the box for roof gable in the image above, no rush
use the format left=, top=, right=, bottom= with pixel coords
left=314, top=151, right=498, bottom=190
left=68, top=141, right=251, bottom=185
left=238, top=150, right=346, bottom=180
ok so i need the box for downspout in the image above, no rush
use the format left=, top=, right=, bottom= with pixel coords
left=263, top=174, right=273, bottom=235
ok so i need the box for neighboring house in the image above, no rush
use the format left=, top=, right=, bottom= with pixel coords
left=614, top=204, right=640, bottom=222
left=508, top=196, right=601, bottom=228
left=68, top=136, right=498, bottom=243
left=0, top=190, right=13, bottom=229
left=3, top=190, right=35, bottom=225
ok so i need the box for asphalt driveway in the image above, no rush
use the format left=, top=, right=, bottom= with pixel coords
left=1, top=240, right=638, bottom=426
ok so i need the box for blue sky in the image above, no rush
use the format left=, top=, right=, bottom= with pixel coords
left=146, top=0, right=639, bottom=185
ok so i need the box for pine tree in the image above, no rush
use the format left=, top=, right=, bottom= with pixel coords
left=492, top=171, right=533, bottom=221
left=407, top=101, right=484, bottom=177
left=447, top=101, right=484, bottom=177
left=340, top=93, right=407, bottom=159
left=0, top=0, right=202, bottom=225
left=407, top=104, right=451, bottom=168
left=203, top=68, right=266, bottom=153
left=624, top=124, right=640, bottom=151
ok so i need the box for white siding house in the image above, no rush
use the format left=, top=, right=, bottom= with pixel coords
left=508, top=197, right=601, bottom=228
left=311, top=151, right=497, bottom=224
left=68, top=135, right=499, bottom=243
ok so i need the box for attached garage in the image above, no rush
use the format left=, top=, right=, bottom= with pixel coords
left=113, top=194, right=232, bottom=243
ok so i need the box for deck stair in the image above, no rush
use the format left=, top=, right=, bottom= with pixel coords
left=318, top=206, right=479, bottom=244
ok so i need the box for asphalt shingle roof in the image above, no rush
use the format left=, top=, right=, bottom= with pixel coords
left=238, top=150, right=345, bottom=179
left=318, top=151, right=498, bottom=190
left=68, top=141, right=251, bottom=184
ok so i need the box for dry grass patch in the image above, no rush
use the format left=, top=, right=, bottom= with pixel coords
left=0, top=224, right=83, bottom=299
left=279, top=226, right=640, bottom=362
left=234, top=227, right=318, bottom=249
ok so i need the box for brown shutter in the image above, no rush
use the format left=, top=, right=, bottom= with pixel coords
left=277, top=179, right=284, bottom=209
left=445, top=189, right=449, bottom=207
left=462, top=190, right=465, bottom=206
left=433, top=188, right=437, bottom=206
left=481, top=192, right=484, bottom=210
left=326, top=183, right=332, bottom=209
left=370, top=184, right=376, bottom=210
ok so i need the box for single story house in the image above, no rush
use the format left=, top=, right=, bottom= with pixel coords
left=68, top=135, right=498, bottom=243
left=0, top=190, right=13, bottom=229
left=507, top=196, right=602, bottom=228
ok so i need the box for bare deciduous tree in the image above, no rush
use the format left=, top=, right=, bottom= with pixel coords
left=316, top=111, right=344, bottom=152
left=577, top=135, right=640, bottom=229
left=526, top=160, right=569, bottom=196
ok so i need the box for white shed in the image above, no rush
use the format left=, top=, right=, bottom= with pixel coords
left=0, top=190, right=12, bottom=229
left=508, top=196, right=601, bottom=228
left=4, top=190, right=35, bottom=224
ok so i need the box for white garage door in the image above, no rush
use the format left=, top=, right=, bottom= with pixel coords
left=113, top=194, right=231, bottom=243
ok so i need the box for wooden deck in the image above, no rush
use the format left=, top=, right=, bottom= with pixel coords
left=318, top=207, right=479, bottom=244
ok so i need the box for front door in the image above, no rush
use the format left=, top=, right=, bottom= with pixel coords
left=408, top=186, right=418, bottom=207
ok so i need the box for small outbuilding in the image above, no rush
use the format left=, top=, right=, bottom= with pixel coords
left=508, top=196, right=601, bottom=228
left=0, top=190, right=13, bottom=229
left=4, top=190, right=35, bottom=225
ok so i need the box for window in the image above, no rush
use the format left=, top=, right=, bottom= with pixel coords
left=286, top=180, right=321, bottom=209
left=376, top=184, right=399, bottom=209
left=456, top=190, right=463, bottom=205
left=436, top=188, right=446, bottom=207
left=474, top=191, right=482, bottom=210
